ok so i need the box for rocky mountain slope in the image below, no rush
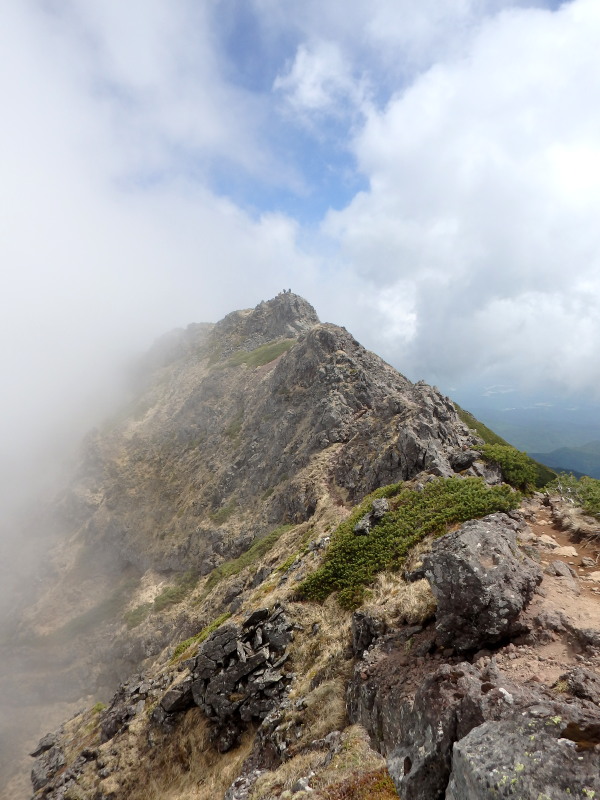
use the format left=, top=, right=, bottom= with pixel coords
left=2, top=293, right=599, bottom=800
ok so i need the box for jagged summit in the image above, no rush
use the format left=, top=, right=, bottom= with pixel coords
left=209, top=292, right=320, bottom=362
left=140, top=293, right=318, bottom=373
left=219, top=291, right=319, bottom=339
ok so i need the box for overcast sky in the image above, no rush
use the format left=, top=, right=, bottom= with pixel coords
left=2, top=0, right=600, bottom=495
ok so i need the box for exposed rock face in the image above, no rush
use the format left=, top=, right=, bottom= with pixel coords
left=349, top=623, right=600, bottom=800
left=29, top=605, right=295, bottom=798
left=8, top=294, right=478, bottom=702
left=423, top=513, right=542, bottom=651
left=30, top=743, right=65, bottom=793
left=447, top=715, right=600, bottom=800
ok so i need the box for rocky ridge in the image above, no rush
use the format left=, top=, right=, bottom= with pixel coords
left=2, top=293, right=600, bottom=799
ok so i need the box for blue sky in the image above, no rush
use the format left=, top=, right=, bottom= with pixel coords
left=2, top=0, right=600, bottom=492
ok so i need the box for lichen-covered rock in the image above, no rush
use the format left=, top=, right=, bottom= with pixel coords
left=423, top=513, right=542, bottom=651
left=446, top=716, right=600, bottom=800
left=385, top=661, right=512, bottom=800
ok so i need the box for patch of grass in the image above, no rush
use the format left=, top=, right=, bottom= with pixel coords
left=210, top=502, right=237, bottom=524
left=154, top=571, right=199, bottom=612
left=91, top=702, right=107, bottom=714
left=297, top=477, right=519, bottom=610
left=277, top=553, right=301, bottom=573
left=364, top=575, right=436, bottom=627
left=481, top=444, right=539, bottom=491
left=170, top=612, right=231, bottom=663
left=225, top=339, right=295, bottom=368
left=320, top=768, right=399, bottom=799
left=199, top=523, right=295, bottom=601
left=123, top=602, right=152, bottom=629
left=546, top=473, right=600, bottom=518
left=225, top=411, right=244, bottom=441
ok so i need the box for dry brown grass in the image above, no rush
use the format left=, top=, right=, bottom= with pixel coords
left=287, top=595, right=352, bottom=699
left=251, top=725, right=387, bottom=800
left=123, top=709, right=256, bottom=800
left=363, top=573, right=436, bottom=628
left=252, top=750, right=328, bottom=799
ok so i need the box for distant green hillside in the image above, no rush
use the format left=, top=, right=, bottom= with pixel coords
left=530, top=441, right=600, bottom=480
left=454, top=404, right=556, bottom=488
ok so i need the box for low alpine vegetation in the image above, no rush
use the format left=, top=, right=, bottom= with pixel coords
left=319, top=768, right=400, bottom=800
left=481, top=444, right=539, bottom=491
left=153, top=570, right=199, bottom=612
left=547, top=472, right=600, bottom=519
left=298, top=477, right=519, bottom=609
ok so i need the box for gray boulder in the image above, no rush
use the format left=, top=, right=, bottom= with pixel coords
left=447, top=716, right=600, bottom=800
left=423, top=513, right=542, bottom=651
left=560, top=666, right=600, bottom=704
left=30, top=745, right=65, bottom=791
left=353, top=498, right=390, bottom=536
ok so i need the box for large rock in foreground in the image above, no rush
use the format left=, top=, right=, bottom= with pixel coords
left=423, top=513, right=542, bottom=651
left=447, top=715, right=600, bottom=800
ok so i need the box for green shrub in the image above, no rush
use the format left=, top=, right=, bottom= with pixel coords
left=170, top=612, right=231, bottom=663
left=546, top=473, right=600, bottom=518
left=481, top=444, right=538, bottom=491
left=199, top=523, right=295, bottom=601
left=297, top=477, right=519, bottom=610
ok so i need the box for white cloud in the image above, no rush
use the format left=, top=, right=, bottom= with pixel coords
left=255, top=0, right=549, bottom=87
left=274, top=39, right=369, bottom=120
left=322, top=0, right=600, bottom=395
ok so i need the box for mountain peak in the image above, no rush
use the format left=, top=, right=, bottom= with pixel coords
left=214, top=291, right=319, bottom=348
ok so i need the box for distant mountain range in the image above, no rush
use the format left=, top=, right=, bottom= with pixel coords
left=529, top=441, right=600, bottom=479
left=457, top=404, right=600, bottom=454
